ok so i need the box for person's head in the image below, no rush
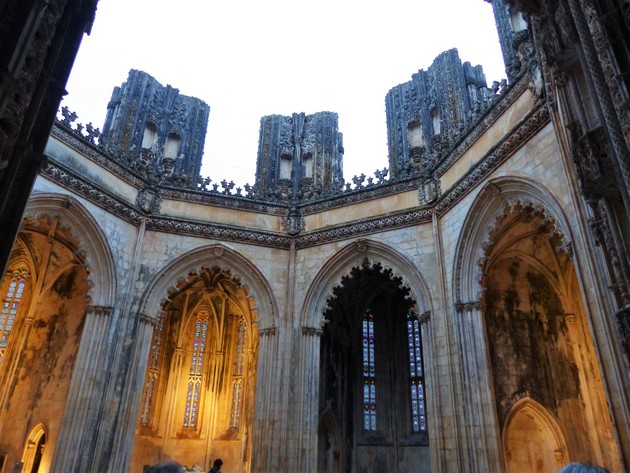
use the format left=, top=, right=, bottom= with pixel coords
left=212, top=458, right=223, bottom=470
left=146, top=461, right=184, bottom=473
left=557, top=462, right=610, bottom=473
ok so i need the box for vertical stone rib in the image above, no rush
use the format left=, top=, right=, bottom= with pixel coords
left=297, top=326, right=322, bottom=473
left=50, top=305, right=112, bottom=473
left=251, top=326, right=277, bottom=473
left=106, top=312, right=154, bottom=473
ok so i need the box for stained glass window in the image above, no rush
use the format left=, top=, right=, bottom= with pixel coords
left=362, top=310, right=376, bottom=431
left=0, top=276, right=26, bottom=364
left=140, top=313, right=164, bottom=425
left=407, top=310, right=426, bottom=431
left=230, top=318, right=246, bottom=428
left=183, top=316, right=208, bottom=429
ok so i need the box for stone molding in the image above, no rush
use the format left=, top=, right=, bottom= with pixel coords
left=87, top=305, right=113, bottom=318
left=435, top=102, right=550, bottom=215
left=302, top=326, right=323, bottom=337
left=295, top=208, right=433, bottom=249
left=434, top=76, right=530, bottom=177
left=259, top=327, right=277, bottom=337
left=145, top=216, right=292, bottom=248
left=50, top=124, right=145, bottom=188
left=44, top=86, right=549, bottom=250
left=139, top=312, right=156, bottom=327
left=41, top=161, right=143, bottom=224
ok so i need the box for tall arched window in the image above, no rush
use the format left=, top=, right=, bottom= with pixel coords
left=140, top=312, right=165, bottom=425
left=229, top=317, right=247, bottom=429
left=0, top=270, right=28, bottom=363
left=407, top=310, right=426, bottom=432
left=362, top=310, right=376, bottom=431
left=183, top=313, right=208, bottom=429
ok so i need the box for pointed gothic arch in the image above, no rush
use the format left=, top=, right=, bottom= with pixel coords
left=140, top=244, right=277, bottom=329
left=22, top=193, right=118, bottom=308
left=302, top=239, right=433, bottom=329
left=0, top=194, right=107, bottom=473
left=318, top=408, right=342, bottom=473
left=503, top=397, right=568, bottom=473
left=452, top=176, right=617, bottom=471
left=20, top=423, right=47, bottom=473
left=299, top=239, right=433, bottom=472
left=454, top=176, right=572, bottom=306
left=133, top=244, right=274, bottom=470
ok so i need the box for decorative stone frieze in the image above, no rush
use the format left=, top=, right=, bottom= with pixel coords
left=41, top=161, right=143, bottom=223
left=295, top=208, right=433, bottom=248
left=435, top=102, right=550, bottom=215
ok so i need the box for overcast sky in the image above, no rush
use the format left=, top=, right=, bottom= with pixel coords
left=62, top=0, right=506, bottom=187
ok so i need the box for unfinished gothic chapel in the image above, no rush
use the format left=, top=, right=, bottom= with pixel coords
left=1, top=0, right=630, bottom=472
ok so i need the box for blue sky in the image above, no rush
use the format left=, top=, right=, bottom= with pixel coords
left=63, top=0, right=506, bottom=187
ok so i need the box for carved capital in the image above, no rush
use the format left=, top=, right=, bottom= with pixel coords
left=259, top=326, right=277, bottom=337
left=418, top=310, right=431, bottom=325
left=87, top=305, right=113, bottom=318
left=302, top=326, right=323, bottom=337
left=139, top=312, right=157, bottom=327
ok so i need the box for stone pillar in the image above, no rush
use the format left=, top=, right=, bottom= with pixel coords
left=454, top=301, right=502, bottom=473
left=105, top=312, right=156, bottom=473
left=251, top=326, right=279, bottom=473
left=295, top=326, right=323, bottom=473
left=50, top=305, right=113, bottom=473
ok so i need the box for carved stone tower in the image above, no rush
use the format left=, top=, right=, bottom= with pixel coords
left=488, top=0, right=531, bottom=82
left=254, top=112, right=344, bottom=199
left=101, top=69, right=210, bottom=184
left=385, top=49, right=493, bottom=178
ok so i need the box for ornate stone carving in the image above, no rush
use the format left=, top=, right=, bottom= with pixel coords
left=386, top=49, right=498, bottom=179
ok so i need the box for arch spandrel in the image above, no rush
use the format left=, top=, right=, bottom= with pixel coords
left=20, top=193, right=117, bottom=308
left=454, top=177, right=573, bottom=305
left=140, top=244, right=278, bottom=329
left=301, top=239, right=433, bottom=328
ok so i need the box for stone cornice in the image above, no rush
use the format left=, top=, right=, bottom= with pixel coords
left=144, top=216, right=292, bottom=249
left=41, top=161, right=143, bottom=224
left=50, top=124, right=145, bottom=188
left=43, top=87, right=550, bottom=249
left=51, top=123, right=287, bottom=216
left=435, top=102, right=550, bottom=216
left=295, top=208, right=433, bottom=249
left=160, top=186, right=286, bottom=216
left=434, top=76, right=531, bottom=177
left=300, top=177, right=423, bottom=215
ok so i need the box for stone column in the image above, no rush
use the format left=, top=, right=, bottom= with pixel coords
left=105, top=312, right=156, bottom=473
left=454, top=301, right=502, bottom=473
left=295, top=325, right=323, bottom=473
left=251, top=326, right=279, bottom=473
left=50, top=305, right=114, bottom=473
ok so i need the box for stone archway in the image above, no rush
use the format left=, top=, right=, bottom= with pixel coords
left=131, top=245, right=276, bottom=473
left=20, top=423, right=47, bottom=473
left=318, top=409, right=342, bottom=473
left=504, top=398, right=567, bottom=473
left=0, top=204, right=105, bottom=473
left=319, top=259, right=430, bottom=473
left=300, top=240, right=433, bottom=473
left=454, top=178, right=618, bottom=471
left=133, top=265, right=259, bottom=471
